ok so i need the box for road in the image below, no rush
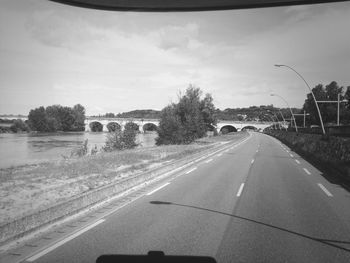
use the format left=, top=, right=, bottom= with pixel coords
left=5, top=132, right=350, bottom=263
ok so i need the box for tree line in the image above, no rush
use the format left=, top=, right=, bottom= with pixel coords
left=28, top=104, right=86, bottom=132
left=302, top=81, right=350, bottom=126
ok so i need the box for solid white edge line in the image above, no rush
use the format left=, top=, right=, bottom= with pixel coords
left=185, top=167, right=197, bottom=174
left=290, top=154, right=294, bottom=157
left=295, top=160, right=301, bottom=164
left=25, top=134, right=254, bottom=262
left=146, top=182, right=170, bottom=196
left=303, top=168, right=311, bottom=175
left=26, top=219, right=105, bottom=262
left=236, top=183, right=245, bottom=197
left=205, top=159, right=213, bottom=163
left=318, top=183, right=333, bottom=197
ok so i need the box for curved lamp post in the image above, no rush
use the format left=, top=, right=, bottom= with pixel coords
left=263, top=114, right=278, bottom=130
left=278, top=109, right=288, bottom=130
left=274, top=64, right=325, bottom=134
left=270, top=93, right=298, bottom=132
left=267, top=110, right=282, bottom=130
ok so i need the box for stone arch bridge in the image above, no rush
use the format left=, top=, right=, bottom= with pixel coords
left=85, top=117, right=273, bottom=133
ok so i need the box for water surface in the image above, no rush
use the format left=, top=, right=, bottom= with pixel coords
left=0, top=132, right=157, bottom=169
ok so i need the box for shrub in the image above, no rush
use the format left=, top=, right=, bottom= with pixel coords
left=103, top=122, right=138, bottom=151
left=71, top=139, right=89, bottom=157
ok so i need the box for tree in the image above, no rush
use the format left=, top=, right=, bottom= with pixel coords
left=28, top=106, right=50, bottom=132
left=124, top=122, right=139, bottom=132
left=10, top=119, right=30, bottom=133
left=107, top=122, right=121, bottom=132
left=302, top=82, right=349, bottom=126
left=103, top=122, right=138, bottom=151
left=72, top=104, right=86, bottom=131
left=156, top=85, right=216, bottom=145
left=28, top=104, right=86, bottom=132
left=345, top=86, right=350, bottom=110
left=200, top=93, right=217, bottom=130
left=90, top=122, right=103, bottom=132
left=156, top=105, right=185, bottom=145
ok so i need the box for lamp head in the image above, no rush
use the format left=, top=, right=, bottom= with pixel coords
left=270, top=93, right=275, bottom=96
left=274, top=64, right=283, bottom=67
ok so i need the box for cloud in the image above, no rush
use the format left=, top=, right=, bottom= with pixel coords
left=151, top=23, right=200, bottom=50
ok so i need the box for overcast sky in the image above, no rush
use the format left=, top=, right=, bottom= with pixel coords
left=0, top=0, right=349, bottom=115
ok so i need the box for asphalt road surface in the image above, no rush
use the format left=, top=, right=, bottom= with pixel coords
left=11, top=132, right=350, bottom=262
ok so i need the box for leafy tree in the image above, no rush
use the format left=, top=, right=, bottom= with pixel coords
left=107, top=122, right=121, bottom=132
left=103, top=122, right=138, bottom=151
left=28, top=104, right=86, bottom=132
left=90, top=122, right=103, bottom=132
left=124, top=122, right=139, bottom=132
left=156, top=85, right=217, bottom=145
left=72, top=104, right=86, bottom=131
left=345, top=86, right=350, bottom=110
left=156, top=105, right=185, bottom=145
left=28, top=106, right=50, bottom=132
left=59, top=107, right=75, bottom=131
left=302, top=81, right=349, bottom=125
left=10, top=119, right=30, bottom=133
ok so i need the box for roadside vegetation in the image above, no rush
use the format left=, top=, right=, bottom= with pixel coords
left=0, top=132, right=248, bottom=224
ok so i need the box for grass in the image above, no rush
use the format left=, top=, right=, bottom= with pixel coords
left=0, top=132, right=248, bottom=224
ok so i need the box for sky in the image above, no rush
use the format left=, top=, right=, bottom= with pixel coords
left=0, top=0, right=349, bottom=116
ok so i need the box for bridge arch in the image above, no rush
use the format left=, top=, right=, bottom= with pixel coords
left=220, top=125, right=237, bottom=134
left=242, top=125, right=258, bottom=131
left=89, top=121, right=103, bottom=132
left=106, top=122, right=121, bottom=132
left=143, top=123, right=158, bottom=132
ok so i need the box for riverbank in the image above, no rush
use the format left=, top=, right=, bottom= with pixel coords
left=0, top=132, right=247, bottom=226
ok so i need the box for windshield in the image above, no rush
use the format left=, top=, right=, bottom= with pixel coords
left=0, top=1, right=349, bottom=263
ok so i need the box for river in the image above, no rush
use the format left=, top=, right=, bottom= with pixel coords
left=0, top=132, right=157, bottom=169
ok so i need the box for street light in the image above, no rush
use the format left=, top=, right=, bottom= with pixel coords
left=270, top=93, right=298, bottom=132
left=263, top=114, right=278, bottom=130
left=267, top=110, right=282, bottom=130
left=277, top=109, right=288, bottom=130
left=274, top=64, right=325, bottom=134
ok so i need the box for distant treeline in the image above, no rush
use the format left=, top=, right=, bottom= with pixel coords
left=92, top=110, right=161, bottom=119
left=0, top=119, right=30, bottom=133
left=95, top=106, right=300, bottom=122
left=28, top=104, right=86, bottom=132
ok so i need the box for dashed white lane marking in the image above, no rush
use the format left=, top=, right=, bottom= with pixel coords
left=205, top=159, right=213, bottom=163
left=256, top=150, right=259, bottom=153
left=26, top=219, right=105, bottom=262
left=236, top=183, right=245, bottom=197
left=290, top=154, right=294, bottom=158
left=185, top=167, right=197, bottom=174
left=26, top=135, right=256, bottom=262
left=318, top=183, right=333, bottom=197
left=146, top=182, right=171, bottom=195
left=303, top=168, right=311, bottom=175
left=295, top=160, right=301, bottom=164
left=251, top=159, right=255, bottom=164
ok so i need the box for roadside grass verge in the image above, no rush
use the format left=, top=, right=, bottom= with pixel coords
left=0, top=132, right=247, bottom=225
